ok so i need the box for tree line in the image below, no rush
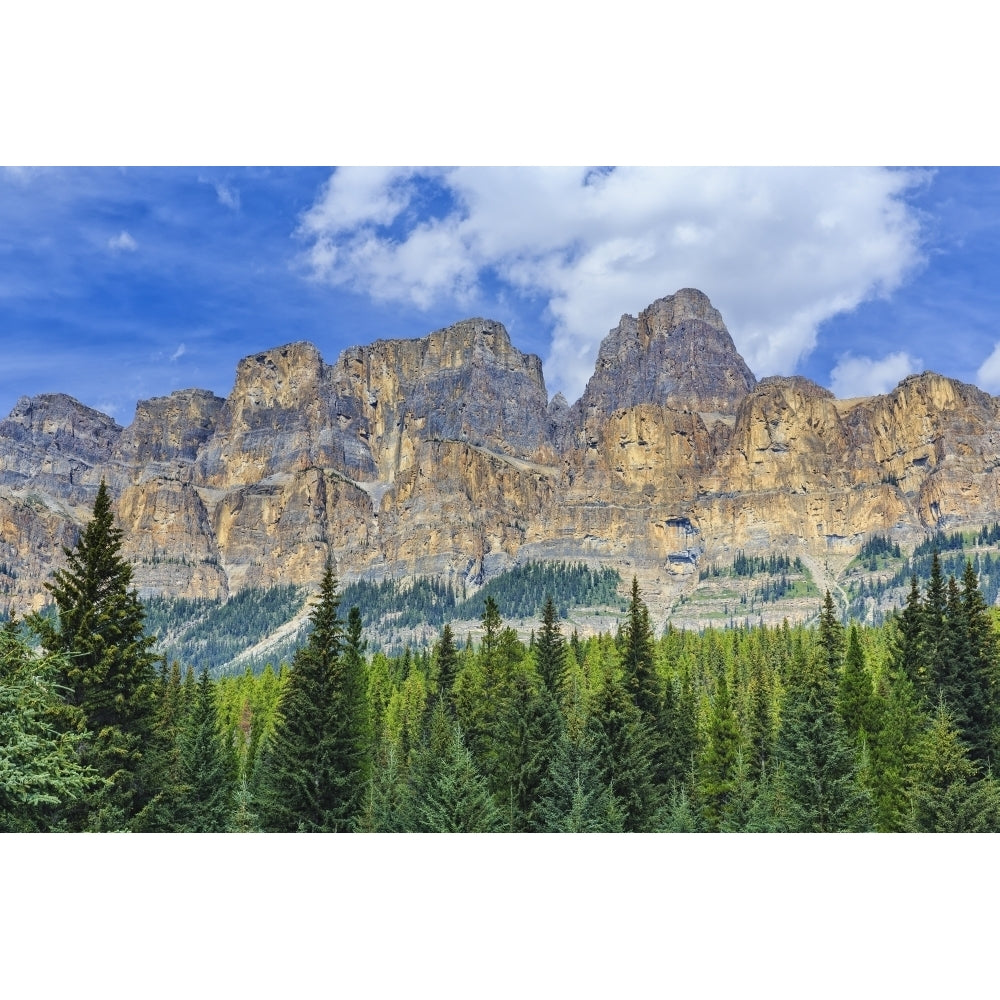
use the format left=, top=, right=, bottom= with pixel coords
left=4, top=482, right=1000, bottom=832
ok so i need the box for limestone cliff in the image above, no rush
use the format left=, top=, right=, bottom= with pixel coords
left=5, top=289, right=1000, bottom=624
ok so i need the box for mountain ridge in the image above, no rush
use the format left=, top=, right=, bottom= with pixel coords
left=3, top=288, right=1000, bottom=628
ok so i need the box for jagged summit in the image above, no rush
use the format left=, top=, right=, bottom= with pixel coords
left=4, top=289, right=1000, bottom=623
left=575, top=289, right=757, bottom=420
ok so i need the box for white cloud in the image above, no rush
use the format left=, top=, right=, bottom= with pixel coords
left=976, top=342, right=1000, bottom=393
left=215, top=182, right=240, bottom=210
left=830, top=351, right=922, bottom=398
left=108, top=230, right=137, bottom=252
left=170, top=343, right=186, bottom=362
left=297, top=167, right=928, bottom=401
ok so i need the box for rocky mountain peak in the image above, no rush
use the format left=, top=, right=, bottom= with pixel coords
left=639, top=287, right=728, bottom=340
left=0, top=393, right=122, bottom=502
left=561, top=290, right=758, bottom=452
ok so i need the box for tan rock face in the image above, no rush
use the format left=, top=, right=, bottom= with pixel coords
left=5, top=290, right=1000, bottom=620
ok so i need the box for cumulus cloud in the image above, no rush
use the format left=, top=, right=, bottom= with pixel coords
left=297, top=167, right=928, bottom=401
left=976, top=342, right=1000, bottom=393
left=830, top=350, right=922, bottom=398
left=108, top=230, right=137, bottom=252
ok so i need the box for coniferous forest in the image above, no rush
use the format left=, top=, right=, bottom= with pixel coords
left=5, top=483, right=1000, bottom=833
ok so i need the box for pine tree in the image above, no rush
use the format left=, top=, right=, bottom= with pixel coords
left=745, top=653, right=775, bottom=782
left=838, top=624, right=876, bottom=742
left=29, top=480, right=165, bottom=830
left=908, top=700, right=1000, bottom=832
left=660, top=663, right=699, bottom=792
left=434, top=621, right=460, bottom=710
left=921, top=549, right=948, bottom=694
left=658, top=786, right=701, bottom=832
left=587, top=658, right=659, bottom=832
left=620, top=577, right=661, bottom=720
left=535, top=594, right=569, bottom=698
left=892, top=574, right=928, bottom=701
left=255, top=564, right=368, bottom=831
left=869, top=665, right=925, bottom=831
left=453, top=597, right=524, bottom=785
left=0, top=619, right=98, bottom=831
left=960, top=559, right=998, bottom=766
left=175, top=669, right=238, bottom=832
left=403, top=703, right=502, bottom=832
left=536, top=724, right=623, bottom=832
left=357, top=738, right=410, bottom=832
left=818, top=590, right=845, bottom=676
left=774, top=622, right=872, bottom=832
left=697, top=667, right=741, bottom=831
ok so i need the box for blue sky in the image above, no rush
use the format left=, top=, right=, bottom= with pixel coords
left=3, top=166, right=1000, bottom=423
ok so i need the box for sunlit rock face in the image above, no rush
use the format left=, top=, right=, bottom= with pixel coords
left=4, top=289, right=1000, bottom=621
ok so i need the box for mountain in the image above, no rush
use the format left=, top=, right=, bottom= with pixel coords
left=4, top=288, right=1000, bottom=632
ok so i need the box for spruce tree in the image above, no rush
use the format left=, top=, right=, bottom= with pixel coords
left=0, top=620, right=98, bottom=831
left=255, top=564, right=368, bottom=831
left=621, top=576, right=661, bottom=720
left=893, top=574, right=929, bottom=700
left=909, top=700, right=1000, bottom=832
left=838, top=624, right=876, bottom=742
left=818, top=590, right=845, bottom=677
left=697, top=667, right=741, bottom=831
left=774, top=622, right=872, bottom=832
left=921, top=549, right=948, bottom=694
left=536, top=724, right=623, bottom=832
left=587, top=658, right=659, bottom=831
left=535, top=594, right=569, bottom=698
left=660, top=664, right=699, bottom=793
left=453, top=597, right=524, bottom=785
left=175, top=669, right=238, bottom=832
left=434, top=621, right=460, bottom=711
left=29, top=480, right=164, bottom=830
left=403, top=703, right=502, bottom=832
left=869, top=665, right=925, bottom=831
left=960, top=559, right=998, bottom=765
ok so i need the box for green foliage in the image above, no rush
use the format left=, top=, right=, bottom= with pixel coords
left=697, top=668, right=741, bottom=830
left=774, top=613, right=873, bottom=832
left=0, top=621, right=99, bottom=831
left=838, top=624, right=877, bottom=742
left=174, top=670, right=238, bottom=831
left=342, top=561, right=623, bottom=645
left=401, top=702, right=503, bottom=832
left=144, top=585, right=307, bottom=675
left=433, top=622, right=460, bottom=709
left=536, top=723, right=623, bottom=832
left=587, top=656, right=659, bottom=832
left=255, top=565, right=369, bottom=832
left=14, top=484, right=1000, bottom=833
left=28, top=481, right=164, bottom=830
left=908, top=701, right=1000, bottom=832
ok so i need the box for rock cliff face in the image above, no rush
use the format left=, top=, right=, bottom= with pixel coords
left=4, top=289, right=1000, bottom=620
